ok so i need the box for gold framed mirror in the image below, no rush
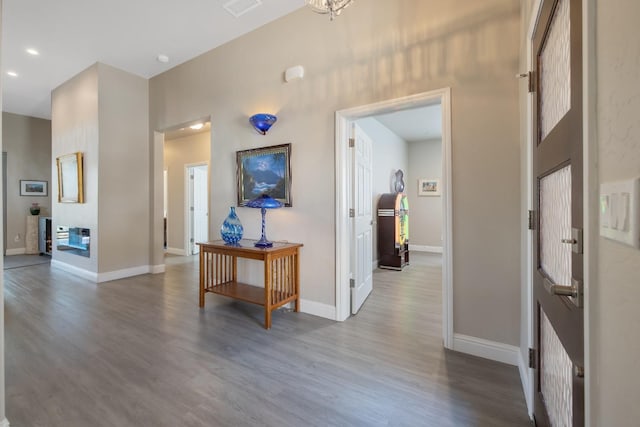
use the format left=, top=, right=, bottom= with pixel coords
left=56, top=152, right=84, bottom=203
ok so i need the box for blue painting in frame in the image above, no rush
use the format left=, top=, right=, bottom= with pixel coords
left=236, top=143, right=292, bottom=207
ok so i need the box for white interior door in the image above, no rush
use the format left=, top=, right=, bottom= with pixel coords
left=351, top=123, right=373, bottom=314
left=190, top=165, right=208, bottom=255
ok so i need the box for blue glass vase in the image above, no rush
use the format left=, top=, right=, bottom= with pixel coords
left=220, top=207, right=243, bottom=244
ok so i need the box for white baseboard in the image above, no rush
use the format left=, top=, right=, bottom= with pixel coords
left=409, top=244, right=443, bottom=254
left=51, top=259, right=98, bottom=282
left=51, top=260, right=158, bottom=283
left=0, top=418, right=10, bottom=427
left=5, top=248, right=26, bottom=256
left=300, top=299, right=336, bottom=321
left=150, top=264, right=165, bottom=274
left=518, top=349, right=534, bottom=418
left=165, top=247, right=187, bottom=256
left=452, top=333, right=519, bottom=366
left=96, top=265, right=151, bottom=283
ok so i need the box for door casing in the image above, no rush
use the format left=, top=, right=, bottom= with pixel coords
left=334, top=88, right=453, bottom=348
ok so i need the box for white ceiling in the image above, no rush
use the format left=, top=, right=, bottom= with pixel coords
left=373, top=104, right=442, bottom=143
left=2, top=0, right=305, bottom=119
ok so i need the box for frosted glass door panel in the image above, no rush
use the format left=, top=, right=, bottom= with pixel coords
left=541, top=310, right=573, bottom=427
left=540, top=0, right=571, bottom=140
left=540, top=165, right=572, bottom=286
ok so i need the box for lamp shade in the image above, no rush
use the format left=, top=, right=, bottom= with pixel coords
left=246, top=194, right=283, bottom=209
left=249, top=113, right=277, bottom=135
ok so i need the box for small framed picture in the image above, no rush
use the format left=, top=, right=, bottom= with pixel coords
left=418, top=178, right=440, bottom=197
left=20, top=180, right=48, bottom=196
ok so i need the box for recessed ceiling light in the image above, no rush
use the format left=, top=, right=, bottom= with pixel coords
left=7, top=71, right=18, bottom=77
left=26, top=48, right=39, bottom=56
left=157, top=54, right=169, bottom=63
left=190, top=123, right=204, bottom=130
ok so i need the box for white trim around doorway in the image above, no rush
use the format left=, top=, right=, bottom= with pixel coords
left=334, top=88, right=454, bottom=349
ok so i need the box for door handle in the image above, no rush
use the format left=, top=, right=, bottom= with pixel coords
left=543, top=278, right=583, bottom=307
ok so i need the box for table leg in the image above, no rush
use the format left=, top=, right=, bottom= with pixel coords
left=294, top=251, right=300, bottom=312
left=199, top=250, right=205, bottom=307
left=264, top=254, right=272, bottom=329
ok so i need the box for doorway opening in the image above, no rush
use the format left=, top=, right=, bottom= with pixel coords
left=161, top=120, right=211, bottom=257
left=335, top=88, right=453, bottom=348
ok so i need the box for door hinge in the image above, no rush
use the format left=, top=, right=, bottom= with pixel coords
left=349, top=208, right=355, bottom=218
left=190, top=206, right=194, bottom=211
left=529, top=348, right=536, bottom=369
left=349, top=137, right=355, bottom=148
left=517, top=71, right=535, bottom=93
left=190, top=174, right=194, bottom=180
left=350, top=278, right=355, bottom=288
left=190, top=238, right=194, bottom=243
left=528, top=210, right=536, bottom=230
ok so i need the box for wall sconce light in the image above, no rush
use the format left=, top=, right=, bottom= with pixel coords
left=249, top=113, right=277, bottom=135
left=246, top=194, right=283, bottom=247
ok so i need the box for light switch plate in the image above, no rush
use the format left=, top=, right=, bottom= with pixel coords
left=600, top=177, right=640, bottom=248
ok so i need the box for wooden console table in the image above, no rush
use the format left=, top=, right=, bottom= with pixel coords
left=197, top=240, right=303, bottom=329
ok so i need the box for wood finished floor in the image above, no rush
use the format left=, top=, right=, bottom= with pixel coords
left=4, top=253, right=531, bottom=427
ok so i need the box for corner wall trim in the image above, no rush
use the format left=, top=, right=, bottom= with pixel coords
left=518, top=349, right=534, bottom=418
left=165, top=247, right=187, bottom=256
left=5, top=248, right=26, bottom=256
left=150, top=264, right=166, bottom=274
left=409, top=245, right=443, bottom=254
left=452, top=333, right=519, bottom=366
left=96, top=265, right=151, bottom=283
left=51, top=259, right=98, bottom=282
left=300, top=299, right=336, bottom=321
left=0, top=418, right=10, bottom=427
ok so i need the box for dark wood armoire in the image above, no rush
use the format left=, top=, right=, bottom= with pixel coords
left=377, top=193, right=409, bottom=270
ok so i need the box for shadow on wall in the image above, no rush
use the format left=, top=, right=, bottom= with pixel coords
left=291, top=1, right=520, bottom=110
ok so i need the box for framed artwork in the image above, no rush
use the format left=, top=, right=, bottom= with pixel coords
left=418, top=178, right=440, bottom=196
left=20, top=180, right=48, bottom=196
left=236, top=143, right=291, bottom=206
left=56, top=152, right=84, bottom=203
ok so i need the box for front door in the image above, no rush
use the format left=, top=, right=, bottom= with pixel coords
left=351, top=123, right=373, bottom=314
left=532, top=0, right=584, bottom=425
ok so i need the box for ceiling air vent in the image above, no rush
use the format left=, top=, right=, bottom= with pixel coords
left=223, top=0, right=263, bottom=17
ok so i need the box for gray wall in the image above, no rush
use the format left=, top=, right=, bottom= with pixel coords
left=2, top=112, right=51, bottom=253
left=0, top=0, right=5, bottom=421
left=407, top=139, right=442, bottom=248
left=593, top=0, right=640, bottom=424
left=164, top=131, right=210, bottom=253
left=97, top=63, right=149, bottom=273
left=51, top=63, right=150, bottom=276
left=149, top=0, right=522, bottom=345
left=51, top=64, right=100, bottom=272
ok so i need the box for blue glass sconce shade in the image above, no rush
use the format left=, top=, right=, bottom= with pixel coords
left=249, top=113, right=277, bottom=135
left=246, top=194, right=283, bottom=247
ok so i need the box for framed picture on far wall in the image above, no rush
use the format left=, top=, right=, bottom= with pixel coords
left=20, top=180, right=48, bottom=196
left=418, top=178, right=440, bottom=197
left=236, top=143, right=292, bottom=207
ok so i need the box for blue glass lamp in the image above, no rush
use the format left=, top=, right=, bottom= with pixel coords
left=249, top=113, right=277, bottom=135
left=246, top=194, right=283, bottom=247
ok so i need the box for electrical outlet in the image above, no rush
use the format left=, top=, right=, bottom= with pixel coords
left=14, top=234, right=20, bottom=242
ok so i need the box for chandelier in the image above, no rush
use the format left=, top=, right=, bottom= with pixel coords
left=306, top=0, right=354, bottom=21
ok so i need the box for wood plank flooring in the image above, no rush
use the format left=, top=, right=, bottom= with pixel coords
left=4, top=253, right=531, bottom=426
